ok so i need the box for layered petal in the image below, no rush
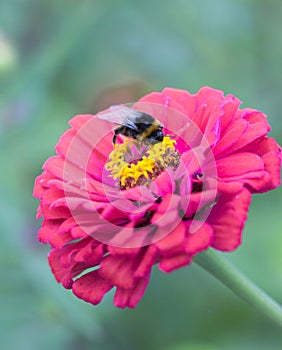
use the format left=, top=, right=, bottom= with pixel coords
left=207, top=189, right=251, bottom=251
left=72, top=270, right=113, bottom=305
left=114, top=275, right=150, bottom=308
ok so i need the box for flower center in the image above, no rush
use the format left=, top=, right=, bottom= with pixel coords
left=105, top=136, right=180, bottom=189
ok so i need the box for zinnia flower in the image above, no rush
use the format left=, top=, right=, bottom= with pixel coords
left=33, top=87, right=281, bottom=308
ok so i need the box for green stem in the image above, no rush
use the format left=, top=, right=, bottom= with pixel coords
left=193, top=249, right=282, bottom=328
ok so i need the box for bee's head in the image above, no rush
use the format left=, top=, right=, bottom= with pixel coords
left=150, top=129, right=164, bottom=142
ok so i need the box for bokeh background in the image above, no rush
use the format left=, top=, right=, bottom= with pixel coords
left=1, top=0, right=282, bottom=349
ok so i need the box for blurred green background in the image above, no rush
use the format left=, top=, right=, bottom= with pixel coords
left=0, top=0, right=281, bottom=349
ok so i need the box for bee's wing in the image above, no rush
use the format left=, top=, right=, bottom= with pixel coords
left=98, top=105, right=139, bottom=131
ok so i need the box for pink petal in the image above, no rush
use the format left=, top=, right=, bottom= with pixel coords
left=152, top=169, right=175, bottom=197
left=183, top=190, right=217, bottom=218
left=74, top=241, right=103, bottom=263
left=40, top=186, right=65, bottom=207
left=68, top=114, right=93, bottom=131
left=58, top=238, right=94, bottom=267
left=259, top=151, right=281, bottom=191
left=103, top=221, right=136, bottom=248
left=68, top=113, right=113, bottom=157
left=99, top=255, right=139, bottom=289
left=162, top=87, right=197, bottom=117
left=55, top=128, right=108, bottom=181
left=72, top=270, right=113, bottom=305
left=48, top=249, right=76, bottom=287
left=195, top=86, right=224, bottom=105
left=244, top=136, right=280, bottom=157
left=55, top=128, right=78, bottom=159
left=207, top=189, right=251, bottom=251
left=193, top=103, right=222, bottom=147
left=137, top=89, right=190, bottom=120
left=107, top=246, right=141, bottom=256
left=220, top=96, right=242, bottom=133
left=219, top=122, right=269, bottom=157
left=38, top=220, right=61, bottom=240
left=134, top=246, right=158, bottom=278
left=177, top=148, right=204, bottom=177
left=58, top=217, right=77, bottom=234
left=38, top=222, right=73, bottom=247
left=239, top=137, right=281, bottom=192
left=243, top=110, right=269, bottom=125
left=33, top=172, right=54, bottom=198
left=216, top=180, right=244, bottom=194
left=216, top=152, right=265, bottom=180
left=122, top=184, right=156, bottom=203
left=114, top=275, right=150, bottom=308
left=70, top=226, right=89, bottom=239
left=43, top=156, right=85, bottom=183
left=48, top=239, right=103, bottom=286
left=40, top=203, right=70, bottom=220
left=184, top=221, right=214, bottom=255
left=159, top=254, right=192, bottom=273
left=151, top=194, right=182, bottom=229
left=213, top=119, right=249, bottom=156
left=154, top=221, right=186, bottom=255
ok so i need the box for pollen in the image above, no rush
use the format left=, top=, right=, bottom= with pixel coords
left=105, top=136, right=180, bottom=189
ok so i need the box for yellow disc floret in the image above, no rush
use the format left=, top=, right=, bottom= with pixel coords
left=105, top=136, right=180, bottom=189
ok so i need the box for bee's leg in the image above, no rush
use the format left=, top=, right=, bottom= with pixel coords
left=113, top=127, right=123, bottom=144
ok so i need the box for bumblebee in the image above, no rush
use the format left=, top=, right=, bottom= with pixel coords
left=98, top=105, right=164, bottom=144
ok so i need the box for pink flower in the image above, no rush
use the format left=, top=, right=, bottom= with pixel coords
left=33, top=87, right=281, bottom=308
